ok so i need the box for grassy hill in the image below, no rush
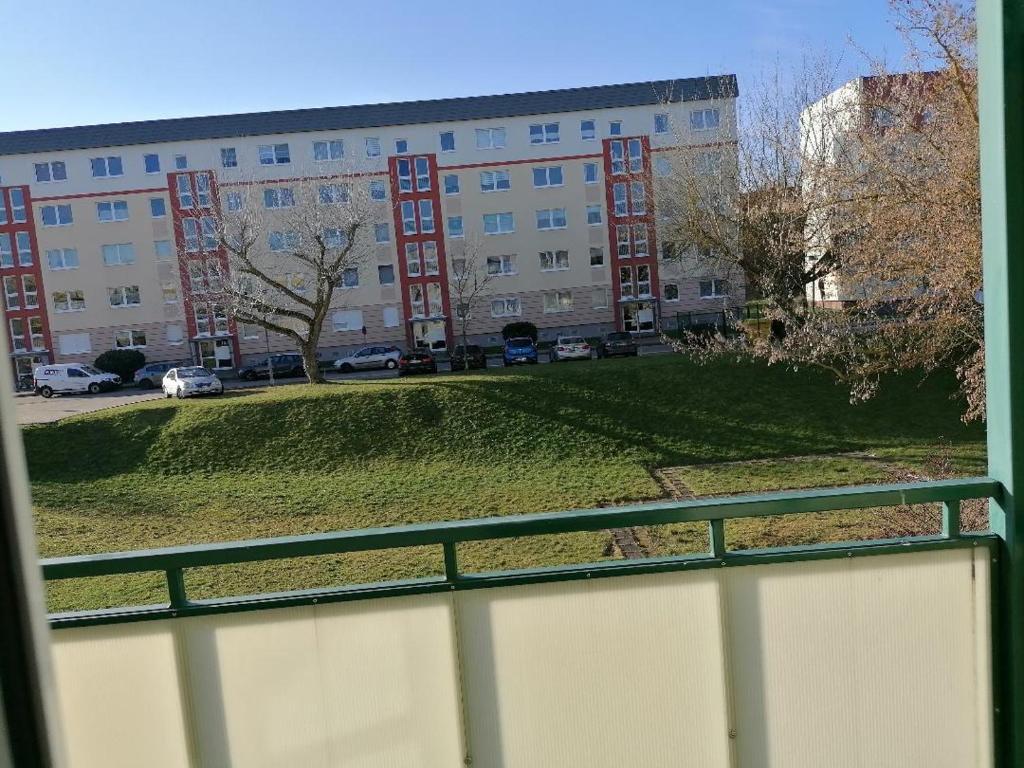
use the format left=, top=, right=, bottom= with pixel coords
left=23, top=355, right=985, bottom=612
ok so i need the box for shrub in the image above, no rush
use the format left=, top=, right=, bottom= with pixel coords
left=501, top=321, right=538, bottom=341
left=94, top=349, right=146, bottom=383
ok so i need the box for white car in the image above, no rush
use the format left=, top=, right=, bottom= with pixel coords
left=333, top=345, right=401, bottom=373
left=162, top=367, right=224, bottom=399
left=33, top=364, right=121, bottom=398
left=549, top=336, right=592, bottom=362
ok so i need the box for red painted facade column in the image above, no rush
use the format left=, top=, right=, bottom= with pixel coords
left=167, top=170, right=240, bottom=368
left=0, top=185, right=53, bottom=379
left=602, top=136, right=660, bottom=333
left=387, top=154, right=453, bottom=350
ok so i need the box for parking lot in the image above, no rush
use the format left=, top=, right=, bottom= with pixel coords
left=15, top=344, right=670, bottom=425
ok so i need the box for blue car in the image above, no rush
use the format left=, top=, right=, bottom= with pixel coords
left=503, top=336, right=539, bottom=366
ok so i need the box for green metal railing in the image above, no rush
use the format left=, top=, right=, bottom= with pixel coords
left=42, top=476, right=1000, bottom=630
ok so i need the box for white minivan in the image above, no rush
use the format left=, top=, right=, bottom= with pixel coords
left=32, top=364, right=121, bottom=398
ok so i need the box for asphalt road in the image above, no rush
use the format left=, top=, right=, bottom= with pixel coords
left=15, top=344, right=671, bottom=425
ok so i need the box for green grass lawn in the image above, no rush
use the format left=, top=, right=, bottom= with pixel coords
left=22, top=354, right=985, bottom=612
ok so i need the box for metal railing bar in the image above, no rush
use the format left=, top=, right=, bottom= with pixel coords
left=40, top=477, right=1000, bottom=581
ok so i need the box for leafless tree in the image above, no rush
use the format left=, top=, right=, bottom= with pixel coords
left=447, top=235, right=495, bottom=367
left=184, top=168, right=386, bottom=383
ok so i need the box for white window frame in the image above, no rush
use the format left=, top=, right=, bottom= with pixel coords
left=447, top=215, right=464, bottom=238
left=586, top=204, right=603, bottom=226
left=259, top=143, right=291, bottom=165
left=40, top=204, right=73, bottom=226
left=483, top=212, right=515, bottom=235
left=374, top=223, right=391, bottom=243
left=480, top=170, right=511, bottom=193
left=52, top=289, right=86, bottom=313
left=486, top=253, right=517, bottom=276
left=405, top=243, right=422, bottom=277
left=490, top=296, right=521, bottom=318
left=690, top=108, right=721, bottom=131
left=3, top=276, right=19, bottom=310
left=15, top=233, right=32, bottom=266
left=536, top=208, right=567, bottom=231
left=34, top=161, right=67, bottom=183
left=365, top=137, right=381, bottom=158
left=539, top=250, right=569, bottom=272
left=220, top=147, right=238, bottom=168
left=663, top=282, right=680, bottom=302
left=699, top=278, right=730, bottom=298
left=589, top=246, right=605, bottom=267
left=143, top=154, right=161, bottom=174
left=529, top=122, right=560, bottom=144
left=580, top=119, right=596, bottom=141
left=543, top=289, right=573, bottom=314
left=46, top=248, right=79, bottom=270
left=419, top=200, right=435, bottom=233
left=654, top=113, right=670, bottom=134
left=90, top=156, right=123, bottom=178
left=439, top=131, right=456, bottom=152
left=414, top=157, right=431, bottom=191
left=443, top=174, right=460, bottom=195
left=102, top=243, right=135, bottom=266
left=369, top=180, right=387, bottom=201
left=108, top=285, right=141, bottom=308
left=583, top=162, right=599, bottom=184
left=475, top=127, right=507, bottom=150
left=96, top=200, right=129, bottom=222
left=532, top=166, right=563, bottom=188
left=313, top=139, right=344, bottom=161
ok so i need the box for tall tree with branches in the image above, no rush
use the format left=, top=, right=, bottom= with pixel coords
left=448, top=235, right=495, bottom=366
left=189, top=171, right=384, bottom=383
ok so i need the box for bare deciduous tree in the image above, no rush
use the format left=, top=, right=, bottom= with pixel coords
left=448, top=235, right=495, bottom=367
left=185, top=170, right=385, bottom=383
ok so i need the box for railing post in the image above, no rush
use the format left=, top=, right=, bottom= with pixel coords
left=165, top=569, right=188, bottom=610
left=709, top=519, right=726, bottom=559
left=979, top=0, right=1024, bottom=763
left=443, top=542, right=460, bottom=584
left=942, top=501, right=961, bottom=539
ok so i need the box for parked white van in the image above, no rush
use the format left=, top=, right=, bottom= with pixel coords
left=32, top=364, right=121, bottom=398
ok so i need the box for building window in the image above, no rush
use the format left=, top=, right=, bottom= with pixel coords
left=427, top=282, right=444, bottom=316
left=539, top=250, right=569, bottom=271
left=29, top=317, right=44, bottom=350
left=21, top=275, right=38, bottom=308
left=395, top=139, right=408, bottom=154
left=591, top=287, right=609, bottom=309
left=637, top=265, right=652, bottom=297
left=332, top=309, right=364, bottom=331
left=0, top=195, right=6, bottom=225
left=690, top=108, right=721, bottom=131
left=654, top=114, right=670, bottom=134
left=194, top=304, right=210, bottom=334
left=486, top=254, right=517, bottom=276
left=611, top=140, right=626, bottom=175
left=444, top=174, right=460, bottom=195
left=108, top=285, right=141, bottom=307
left=401, top=201, right=417, bottom=235
left=609, top=120, right=623, bottom=136
left=440, top=131, right=456, bottom=152
left=418, top=200, right=435, bottom=233
left=102, top=243, right=136, bottom=266
left=580, top=119, right=596, bottom=140
left=258, top=143, right=291, bottom=165
left=97, top=200, right=129, bottom=222
left=188, top=262, right=208, bottom=293
left=532, top=166, right=563, bottom=188
left=176, top=174, right=194, bottom=209
left=162, top=282, right=179, bottom=303
left=583, top=162, right=599, bottom=184
left=619, top=266, right=634, bottom=298
left=154, top=240, right=172, bottom=261
left=216, top=147, right=237, bottom=168
left=475, top=127, right=507, bottom=149
left=480, top=170, right=511, bottom=192
left=34, top=161, right=67, bottom=183
left=264, top=187, right=296, bottom=208
left=405, top=243, right=422, bottom=277
left=536, top=208, right=567, bottom=230
left=415, top=157, right=431, bottom=191
left=3, top=276, right=19, bottom=309
left=8, top=318, right=25, bottom=351
left=396, top=158, right=413, bottom=193
left=378, top=264, right=395, bottom=285
left=422, top=242, right=440, bottom=275
left=700, top=278, right=730, bottom=298
left=46, top=248, right=79, bottom=270
left=375, top=223, right=390, bottom=243
left=341, top=268, right=359, bottom=288
left=586, top=204, right=603, bottom=225
left=90, top=156, right=123, bottom=177
left=617, top=225, right=631, bottom=257
left=612, top=183, right=628, bottom=216
left=383, top=306, right=400, bottom=327
left=16, top=233, right=32, bottom=266
left=195, top=173, right=211, bottom=207
left=174, top=154, right=188, bottom=170
left=529, top=122, right=560, bottom=144
left=150, top=198, right=167, bottom=218
left=318, top=183, right=349, bottom=205
left=268, top=230, right=300, bottom=252
left=52, top=289, right=86, bottom=312
left=323, top=227, right=346, bottom=250
left=589, top=246, right=605, bottom=267
left=314, top=140, right=344, bottom=161
left=633, top=224, right=649, bottom=256
left=0, top=234, right=11, bottom=267
left=490, top=297, right=521, bottom=317
left=409, top=284, right=425, bottom=317
left=144, top=154, right=161, bottom=174
left=115, top=329, right=147, bottom=349
left=451, top=258, right=466, bottom=277
left=483, top=212, right=515, bottom=235
left=627, top=139, right=643, bottom=173
left=630, top=181, right=647, bottom=215
left=365, top=137, right=381, bottom=158
left=543, top=290, right=573, bottom=313
left=182, top=218, right=200, bottom=252
left=369, top=180, right=387, bottom=201
left=9, top=189, right=26, bottom=223
left=662, top=282, right=680, bottom=302
left=448, top=216, right=464, bottom=238
left=41, top=204, right=73, bottom=226
left=654, top=156, right=672, bottom=177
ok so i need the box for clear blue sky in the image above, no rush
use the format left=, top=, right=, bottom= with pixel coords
left=1, top=0, right=909, bottom=132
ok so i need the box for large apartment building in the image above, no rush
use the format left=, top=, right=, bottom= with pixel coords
left=0, top=75, right=740, bottom=380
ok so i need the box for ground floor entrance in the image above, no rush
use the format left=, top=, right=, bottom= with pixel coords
left=194, top=337, right=235, bottom=371
left=410, top=319, right=448, bottom=351
left=621, top=301, right=657, bottom=334
left=11, top=352, right=50, bottom=389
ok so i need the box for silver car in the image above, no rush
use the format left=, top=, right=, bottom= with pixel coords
left=162, top=367, right=224, bottom=398
left=549, top=336, right=592, bottom=362
left=333, top=345, right=402, bottom=373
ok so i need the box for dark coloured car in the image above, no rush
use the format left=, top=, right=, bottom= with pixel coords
left=503, top=337, right=538, bottom=366
left=398, top=350, right=437, bottom=376
left=450, top=344, right=487, bottom=370
left=596, top=331, right=638, bottom=359
left=237, top=353, right=306, bottom=381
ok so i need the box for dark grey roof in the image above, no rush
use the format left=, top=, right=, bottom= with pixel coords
left=0, top=75, right=737, bottom=157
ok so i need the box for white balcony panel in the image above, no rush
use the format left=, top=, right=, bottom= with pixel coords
left=456, top=571, right=733, bottom=768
